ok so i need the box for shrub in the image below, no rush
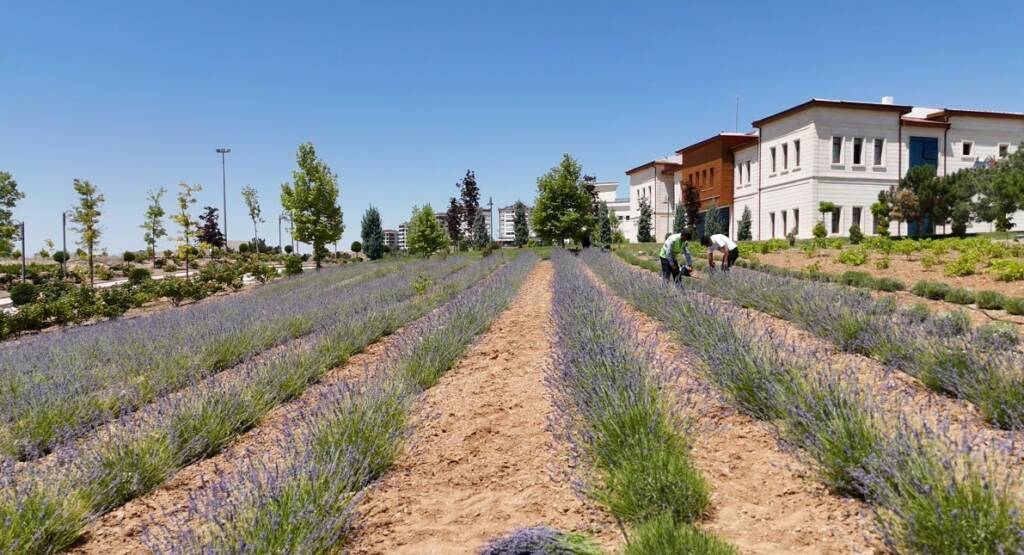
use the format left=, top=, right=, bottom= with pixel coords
left=162, top=261, right=178, bottom=273
left=875, top=277, right=905, bottom=292
left=874, top=256, right=891, bottom=270
left=903, top=303, right=932, bottom=323
left=812, top=221, right=827, bottom=239
left=989, top=259, right=1024, bottom=282
left=837, top=247, right=868, bottom=266
left=944, top=255, right=976, bottom=277
left=52, top=251, right=70, bottom=264
left=128, top=268, right=152, bottom=285
left=920, top=252, right=941, bottom=270
left=122, top=251, right=137, bottom=262
left=976, top=290, right=1008, bottom=310
left=283, top=245, right=293, bottom=254
left=9, top=283, right=39, bottom=306
left=911, top=280, right=952, bottom=301
left=199, top=262, right=244, bottom=291
left=837, top=271, right=874, bottom=288
left=927, top=310, right=972, bottom=337
left=283, top=256, right=303, bottom=276
left=848, top=224, right=864, bottom=244
left=481, top=527, right=602, bottom=555
left=1005, top=297, right=1024, bottom=316
left=350, top=241, right=362, bottom=254
left=624, top=517, right=736, bottom=555
left=244, top=262, right=277, bottom=284
left=238, top=243, right=250, bottom=253
left=786, top=228, right=797, bottom=246
left=942, top=287, right=975, bottom=305
left=975, top=322, right=1019, bottom=348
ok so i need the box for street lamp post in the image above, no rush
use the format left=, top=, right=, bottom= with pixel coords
left=216, top=148, right=231, bottom=248
left=278, top=213, right=290, bottom=254
left=61, top=210, right=74, bottom=276
left=12, top=220, right=25, bottom=282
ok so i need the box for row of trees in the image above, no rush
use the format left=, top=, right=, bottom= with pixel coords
left=872, top=147, right=1024, bottom=236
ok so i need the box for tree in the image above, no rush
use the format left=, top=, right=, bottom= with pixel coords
left=683, top=183, right=701, bottom=234
left=172, top=183, right=202, bottom=278
left=198, top=206, right=225, bottom=250
left=704, top=201, right=723, bottom=237
left=900, top=165, right=942, bottom=236
left=890, top=187, right=920, bottom=238
left=280, top=143, right=344, bottom=270
left=0, top=172, right=25, bottom=257
left=871, top=188, right=893, bottom=236
left=973, top=149, right=1024, bottom=232
left=445, top=197, right=463, bottom=244
left=472, top=212, right=490, bottom=248
left=598, top=201, right=612, bottom=245
left=457, top=170, right=480, bottom=234
left=241, top=185, right=263, bottom=257
left=673, top=204, right=687, bottom=234
left=512, top=201, right=529, bottom=247
left=942, top=170, right=977, bottom=236
left=360, top=206, right=385, bottom=260
left=406, top=204, right=449, bottom=256
left=350, top=241, right=362, bottom=254
left=738, top=206, right=753, bottom=240
left=531, top=154, right=595, bottom=246
left=141, top=187, right=167, bottom=259
left=636, top=196, right=653, bottom=242
left=71, top=179, right=104, bottom=287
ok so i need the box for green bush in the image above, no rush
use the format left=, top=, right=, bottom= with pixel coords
left=912, top=280, right=952, bottom=301
left=128, top=268, right=152, bottom=285
left=903, top=303, right=932, bottom=323
left=199, top=262, right=244, bottom=291
left=1004, top=297, right=1024, bottom=316
left=976, top=290, right=1008, bottom=310
left=943, top=287, right=976, bottom=305
left=9, top=283, right=39, bottom=306
left=989, top=259, right=1024, bottom=282
left=122, top=251, right=137, bottom=262
left=976, top=322, right=1019, bottom=348
left=875, top=277, right=905, bottom=292
left=812, top=221, right=827, bottom=239
left=837, top=271, right=874, bottom=288
left=848, top=224, right=864, bottom=244
left=283, top=256, right=303, bottom=276
left=244, top=262, right=277, bottom=284
left=624, top=516, right=736, bottom=555
left=875, top=256, right=891, bottom=270
left=837, top=247, right=868, bottom=266
left=944, top=255, right=977, bottom=277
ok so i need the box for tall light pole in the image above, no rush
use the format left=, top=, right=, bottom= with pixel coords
left=13, top=220, right=25, bottom=282
left=61, top=210, right=74, bottom=276
left=487, top=196, right=494, bottom=242
left=216, top=148, right=231, bottom=248
left=278, top=213, right=290, bottom=254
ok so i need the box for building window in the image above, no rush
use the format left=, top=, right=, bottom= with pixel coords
left=770, top=147, right=777, bottom=173
left=782, top=211, right=788, bottom=233
left=873, top=138, right=884, bottom=166
left=853, top=138, right=864, bottom=165
left=832, top=136, right=844, bottom=164
left=793, top=209, right=799, bottom=234
left=1000, top=144, right=1010, bottom=158
left=702, top=169, right=708, bottom=188
left=782, top=143, right=789, bottom=170
left=794, top=140, right=801, bottom=167
left=745, top=161, right=751, bottom=184
left=736, top=165, right=741, bottom=185
left=852, top=206, right=862, bottom=229
left=769, top=212, right=776, bottom=238
left=962, top=141, right=974, bottom=157
left=831, top=207, right=841, bottom=234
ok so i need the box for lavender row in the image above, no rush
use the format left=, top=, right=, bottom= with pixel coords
left=0, top=254, right=509, bottom=554
left=617, top=248, right=1024, bottom=430
left=144, top=253, right=538, bottom=553
left=585, top=250, right=1023, bottom=553
left=547, top=251, right=734, bottom=553
left=0, top=257, right=463, bottom=461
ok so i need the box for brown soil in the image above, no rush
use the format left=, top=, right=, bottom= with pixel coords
left=68, top=315, right=408, bottom=554
left=581, top=264, right=884, bottom=554
left=759, top=249, right=1024, bottom=298
left=349, top=261, right=619, bottom=555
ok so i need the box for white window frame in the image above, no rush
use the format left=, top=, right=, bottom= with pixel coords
left=831, top=136, right=844, bottom=165
left=962, top=140, right=974, bottom=158
left=998, top=143, right=1010, bottom=158
left=852, top=137, right=865, bottom=166
left=793, top=139, right=801, bottom=167
left=872, top=138, right=885, bottom=167
left=782, top=143, right=789, bottom=170
left=770, top=146, right=777, bottom=174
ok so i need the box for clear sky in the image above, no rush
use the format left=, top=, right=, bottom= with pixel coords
left=3, top=0, right=1023, bottom=253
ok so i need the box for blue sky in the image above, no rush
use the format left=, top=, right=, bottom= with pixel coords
left=3, top=0, right=1023, bottom=253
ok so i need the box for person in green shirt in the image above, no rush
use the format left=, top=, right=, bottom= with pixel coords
left=659, top=230, right=693, bottom=283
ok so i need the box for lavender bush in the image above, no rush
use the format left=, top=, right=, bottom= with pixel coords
left=0, top=255, right=508, bottom=553
left=548, top=251, right=730, bottom=552
left=585, top=250, right=1024, bottom=553
left=480, top=526, right=602, bottom=555
left=145, top=254, right=538, bottom=553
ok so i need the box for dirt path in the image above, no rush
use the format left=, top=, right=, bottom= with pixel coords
left=581, top=264, right=884, bottom=554
left=349, top=261, right=618, bottom=555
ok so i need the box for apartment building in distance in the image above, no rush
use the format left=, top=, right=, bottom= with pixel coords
left=624, top=155, right=682, bottom=241
left=497, top=204, right=532, bottom=244
left=382, top=229, right=398, bottom=250
left=396, top=222, right=409, bottom=251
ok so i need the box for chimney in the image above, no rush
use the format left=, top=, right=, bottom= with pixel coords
left=881, top=96, right=894, bottom=105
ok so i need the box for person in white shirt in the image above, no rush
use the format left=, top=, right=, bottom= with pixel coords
left=700, top=233, right=739, bottom=271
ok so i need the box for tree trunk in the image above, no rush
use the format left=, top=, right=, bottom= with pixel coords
left=88, top=245, right=94, bottom=288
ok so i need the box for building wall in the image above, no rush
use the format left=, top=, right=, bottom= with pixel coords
left=732, top=143, right=759, bottom=239
left=628, top=168, right=673, bottom=241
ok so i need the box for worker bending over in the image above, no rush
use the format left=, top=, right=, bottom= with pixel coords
left=659, top=231, right=693, bottom=283
left=701, top=233, right=739, bottom=271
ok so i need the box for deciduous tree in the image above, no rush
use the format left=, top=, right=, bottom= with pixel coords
left=280, top=143, right=344, bottom=269
left=71, top=179, right=104, bottom=287
left=172, top=183, right=202, bottom=278
left=198, top=206, right=225, bottom=249
left=406, top=204, right=449, bottom=256
left=141, top=187, right=167, bottom=259
left=241, top=185, right=263, bottom=256
left=531, top=154, right=596, bottom=246
left=0, top=172, right=25, bottom=257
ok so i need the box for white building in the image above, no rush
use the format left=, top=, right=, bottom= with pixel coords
left=591, top=182, right=632, bottom=241
left=497, top=204, right=533, bottom=244
left=382, top=229, right=398, bottom=250
left=397, top=222, right=408, bottom=251
left=624, top=155, right=682, bottom=242
left=742, top=98, right=1024, bottom=240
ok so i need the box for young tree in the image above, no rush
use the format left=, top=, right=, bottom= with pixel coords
left=471, top=212, right=490, bottom=248
left=973, top=151, right=1024, bottom=232
left=0, top=172, right=25, bottom=257
left=406, top=204, right=449, bottom=256
left=672, top=203, right=687, bottom=234
left=71, top=179, right=104, bottom=287
left=738, top=206, right=753, bottom=240
left=172, top=183, right=202, bottom=278
left=531, top=154, right=596, bottom=246
left=512, top=200, right=529, bottom=247
left=350, top=241, right=362, bottom=254
left=360, top=205, right=385, bottom=260
left=445, top=197, right=463, bottom=244
left=683, top=183, right=701, bottom=234
left=704, top=201, right=723, bottom=237
left=890, top=187, right=920, bottom=238
left=141, top=187, right=167, bottom=259
left=636, top=196, right=653, bottom=242
left=280, top=143, right=344, bottom=270
left=457, top=170, right=480, bottom=234
left=198, top=206, right=225, bottom=250
left=900, top=165, right=943, bottom=236
left=241, top=185, right=263, bottom=256
left=598, top=201, right=612, bottom=245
